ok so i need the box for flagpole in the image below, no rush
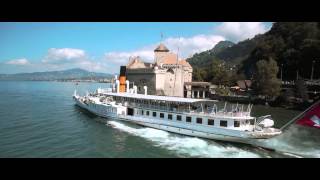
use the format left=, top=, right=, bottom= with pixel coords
left=280, top=99, right=320, bottom=131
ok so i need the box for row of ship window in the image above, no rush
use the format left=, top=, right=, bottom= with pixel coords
left=137, top=109, right=240, bottom=127
left=91, top=104, right=116, bottom=113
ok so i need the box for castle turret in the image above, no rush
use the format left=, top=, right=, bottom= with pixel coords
left=154, top=43, right=169, bottom=52
left=154, top=43, right=169, bottom=64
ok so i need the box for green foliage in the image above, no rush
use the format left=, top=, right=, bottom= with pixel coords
left=211, top=59, right=231, bottom=86
left=242, top=22, right=320, bottom=80
left=189, top=22, right=320, bottom=81
left=187, top=41, right=235, bottom=68
left=216, top=37, right=262, bottom=64
left=193, top=68, right=207, bottom=81
left=252, top=58, right=281, bottom=99
left=214, top=87, right=231, bottom=96
left=188, top=22, right=320, bottom=99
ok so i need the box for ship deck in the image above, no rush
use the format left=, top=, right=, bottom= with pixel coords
left=102, top=92, right=217, bottom=104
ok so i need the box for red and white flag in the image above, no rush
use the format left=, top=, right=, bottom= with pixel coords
left=296, top=101, right=320, bottom=129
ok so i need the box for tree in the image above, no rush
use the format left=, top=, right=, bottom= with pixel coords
left=193, top=67, right=209, bottom=82
left=253, top=58, right=281, bottom=100
left=211, top=59, right=231, bottom=86
left=193, top=68, right=203, bottom=81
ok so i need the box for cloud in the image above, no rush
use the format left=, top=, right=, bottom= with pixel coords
left=104, top=50, right=154, bottom=65
left=215, top=22, right=270, bottom=42
left=5, top=58, right=30, bottom=65
left=104, top=34, right=225, bottom=65
left=42, top=48, right=86, bottom=64
left=163, top=34, right=225, bottom=58
left=41, top=48, right=107, bottom=72
left=77, top=60, right=106, bottom=72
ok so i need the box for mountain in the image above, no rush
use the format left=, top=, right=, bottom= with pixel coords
left=211, top=41, right=235, bottom=54
left=187, top=38, right=262, bottom=69
left=241, top=22, right=320, bottom=79
left=0, top=68, right=113, bottom=81
left=187, top=41, right=235, bottom=68
left=215, top=36, right=263, bottom=65
left=187, top=22, right=320, bottom=81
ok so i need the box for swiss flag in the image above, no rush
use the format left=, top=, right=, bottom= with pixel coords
left=296, top=101, right=320, bottom=128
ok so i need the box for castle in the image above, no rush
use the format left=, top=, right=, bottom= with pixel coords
left=126, top=43, right=193, bottom=97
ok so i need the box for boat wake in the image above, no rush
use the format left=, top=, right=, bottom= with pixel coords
left=106, top=121, right=261, bottom=158
left=252, top=125, right=320, bottom=158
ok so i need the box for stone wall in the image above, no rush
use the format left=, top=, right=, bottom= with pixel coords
left=163, top=67, right=184, bottom=97
left=126, top=69, right=156, bottom=95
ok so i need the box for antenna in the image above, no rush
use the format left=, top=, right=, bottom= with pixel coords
left=160, top=32, right=164, bottom=42
left=172, top=36, right=181, bottom=96
left=177, top=36, right=181, bottom=62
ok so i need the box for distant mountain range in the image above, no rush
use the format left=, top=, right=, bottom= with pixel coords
left=187, top=22, right=320, bottom=80
left=0, top=68, right=113, bottom=81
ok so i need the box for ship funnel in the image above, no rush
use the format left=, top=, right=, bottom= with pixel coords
left=126, top=80, right=130, bottom=93
left=116, top=80, right=120, bottom=93
left=119, top=66, right=126, bottom=93
left=143, top=86, right=147, bottom=95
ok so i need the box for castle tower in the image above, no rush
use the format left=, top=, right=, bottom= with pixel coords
left=154, top=43, right=169, bottom=65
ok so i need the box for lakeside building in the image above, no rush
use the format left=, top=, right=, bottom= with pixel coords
left=126, top=43, right=193, bottom=97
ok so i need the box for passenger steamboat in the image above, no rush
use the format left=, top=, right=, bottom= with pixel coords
left=73, top=76, right=282, bottom=145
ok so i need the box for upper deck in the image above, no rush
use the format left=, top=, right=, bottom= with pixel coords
left=98, top=92, right=253, bottom=120
left=102, top=92, right=217, bottom=104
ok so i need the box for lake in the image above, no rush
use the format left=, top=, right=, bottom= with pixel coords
left=0, top=81, right=319, bottom=158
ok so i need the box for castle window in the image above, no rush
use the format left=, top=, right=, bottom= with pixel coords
left=146, top=111, right=149, bottom=116
left=168, top=114, right=172, bottom=120
left=153, top=112, right=157, bottom=117
left=160, top=113, right=164, bottom=118
left=167, top=68, right=174, bottom=74
left=176, top=115, right=182, bottom=121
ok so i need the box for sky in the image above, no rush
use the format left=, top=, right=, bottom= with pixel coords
left=0, top=22, right=273, bottom=74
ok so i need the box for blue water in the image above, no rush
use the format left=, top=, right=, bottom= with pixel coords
left=0, top=81, right=319, bottom=158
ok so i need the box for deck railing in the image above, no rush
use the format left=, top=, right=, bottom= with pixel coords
left=122, top=101, right=252, bottom=117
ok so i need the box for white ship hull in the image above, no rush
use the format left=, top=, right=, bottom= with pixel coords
left=132, top=121, right=252, bottom=144
left=74, top=95, right=118, bottom=119
left=73, top=95, right=280, bottom=145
